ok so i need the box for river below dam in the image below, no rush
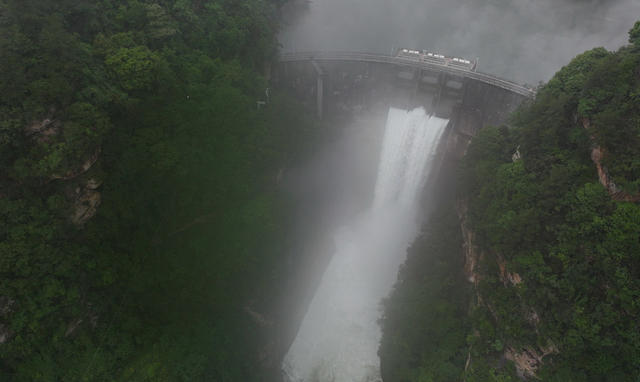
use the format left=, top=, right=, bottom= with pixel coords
left=282, top=107, right=448, bottom=382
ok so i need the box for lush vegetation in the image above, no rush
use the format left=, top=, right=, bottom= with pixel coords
left=0, top=0, right=321, bottom=380
left=380, top=166, right=472, bottom=382
left=2, top=0, right=639, bottom=379
left=381, top=21, right=640, bottom=381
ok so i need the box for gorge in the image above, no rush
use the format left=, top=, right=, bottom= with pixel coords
left=0, top=0, right=639, bottom=381
left=283, top=109, right=447, bottom=381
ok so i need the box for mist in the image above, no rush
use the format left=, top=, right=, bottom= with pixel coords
left=282, top=108, right=448, bottom=381
left=279, top=0, right=640, bottom=84
left=276, top=1, right=639, bottom=380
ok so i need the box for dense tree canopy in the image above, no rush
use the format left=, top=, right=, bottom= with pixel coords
left=381, top=22, right=640, bottom=382
left=380, top=164, right=472, bottom=382
left=2, top=0, right=639, bottom=380
left=0, top=0, right=320, bottom=380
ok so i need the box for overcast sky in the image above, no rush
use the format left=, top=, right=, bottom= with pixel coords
left=279, top=0, right=640, bottom=84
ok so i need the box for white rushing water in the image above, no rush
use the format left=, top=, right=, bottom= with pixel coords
left=283, top=107, right=448, bottom=382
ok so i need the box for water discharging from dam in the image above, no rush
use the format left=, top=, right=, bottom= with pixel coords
left=283, top=107, right=448, bottom=382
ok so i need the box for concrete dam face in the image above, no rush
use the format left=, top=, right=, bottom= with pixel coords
left=274, top=58, right=531, bottom=154
left=274, top=57, right=531, bottom=382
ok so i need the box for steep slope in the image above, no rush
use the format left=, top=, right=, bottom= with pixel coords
left=0, top=0, right=318, bottom=380
left=381, top=21, right=640, bottom=382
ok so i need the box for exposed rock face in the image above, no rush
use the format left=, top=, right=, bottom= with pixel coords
left=244, top=302, right=277, bottom=368
left=51, top=148, right=100, bottom=181
left=65, top=318, right=84, bottom=337
left=456, top=199, right=557, bottom=379
left=26, top=113, right=101, bottom=183
left=0, top=323, right=10, bottom=344
left=244, top=303, right=273, bottom=328
left=27, top=119, right=61, bottom=143
left=507, top=271, right=523, bottom=286
left=511, top=145, right=521, bottom=162
left=71, top=179, right=102, bottom=226
left=504, top=343, right=558, bottom=379
left=27, top=114, right=104, bottom=227
left=25, top=118, right=54, bottom=135
left=505, top=347, right=539, bottom=378
left=497, top=255, right=523, bottom=286
left=0, top=297, right=15, bottom=344
left=64, top=308, right=99, bottom=338
left=25, top=117, right=58, bottom=136
left=526, top=309, right=540, bottom=327
left=86, top=178, right=102, bottom=190
left=25, top=115, right=105, bottom=227
left=456, top=199, right=480, bottom=284
left=24, top=110, right=63, bottom=144
left=583, top=118, right=640, bottom=202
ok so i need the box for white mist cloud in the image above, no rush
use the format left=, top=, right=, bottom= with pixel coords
left=280, top=0, right=640, bottom=83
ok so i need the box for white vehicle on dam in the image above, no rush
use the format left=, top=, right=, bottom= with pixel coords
left=397, top=48, right=478, bottom=71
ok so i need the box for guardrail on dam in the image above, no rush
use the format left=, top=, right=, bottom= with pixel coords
left=279, top=51, right=536, bottom=98
left=276, top=50, right=535, bottom=158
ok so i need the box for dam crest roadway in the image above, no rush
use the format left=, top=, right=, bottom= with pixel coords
left=279, top=51, right=536, bottom=98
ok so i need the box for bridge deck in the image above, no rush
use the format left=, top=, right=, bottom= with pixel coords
left=279, top=51, right=535, bottom=98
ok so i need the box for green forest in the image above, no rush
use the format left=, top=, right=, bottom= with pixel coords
left=2, top=0, right=639, bottom=380
left=380, top=22, right=640, bottom=381
left=0, top=0, right=321, bottom=380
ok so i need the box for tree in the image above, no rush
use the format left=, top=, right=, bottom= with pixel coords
left=629, top=20, right=640, bottom=45
left=105, top=46, right=160, bottom=91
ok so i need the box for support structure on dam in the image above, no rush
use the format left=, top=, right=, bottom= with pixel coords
left=280, top=51, right=534, bottom=96
left=272, top=50, right=537, bottom=381
left=275, top=50, right=534, bottom=151
left=311, top=60, right=324, bottom=119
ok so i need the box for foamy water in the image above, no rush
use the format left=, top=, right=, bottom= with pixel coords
left=283, top=108, right=448, bottom=382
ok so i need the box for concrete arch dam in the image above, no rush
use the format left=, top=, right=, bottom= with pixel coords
left=279, top=51, right=535, bottom=98
left=274, top=51, right=535, bottom=382
left=276, top=51, right=534, bottom=143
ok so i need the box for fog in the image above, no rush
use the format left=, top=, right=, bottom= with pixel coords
left=277, top=1, right=638, bottom=380
left=283, top=109, right=448, bottom=381
left=280, top=0, right=640, bottom=84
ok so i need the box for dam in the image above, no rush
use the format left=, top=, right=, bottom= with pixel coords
left=273, top=51, right=533, bottom=381
left=275, top=50, right=533, bottom=157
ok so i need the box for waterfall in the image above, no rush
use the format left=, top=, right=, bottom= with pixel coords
left=283, top=107, right=448, bottom=382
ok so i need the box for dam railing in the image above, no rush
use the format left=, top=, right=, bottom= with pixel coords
left=279, top=51, right=535, bottom=98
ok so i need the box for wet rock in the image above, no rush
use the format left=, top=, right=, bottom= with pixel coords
left=25, top=116, right=62, bottom=144
left=71, top=180, right=102, bottom=226
left=456, top=199, right=480, bottom=284
left=0, top=297, right=15, bottom=344
left=86, top=178, right=103, bottom=190
left=497, top=255, right=523, bottom=286
left=504, top=343, right=558, bottom=379
left=65, top=318, right=83, bottom=337
left=51, top=148, right=100, bottom=181
left=583, top=118, right=640, bottom=202
left=0, top=323, right=10, bottom=344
